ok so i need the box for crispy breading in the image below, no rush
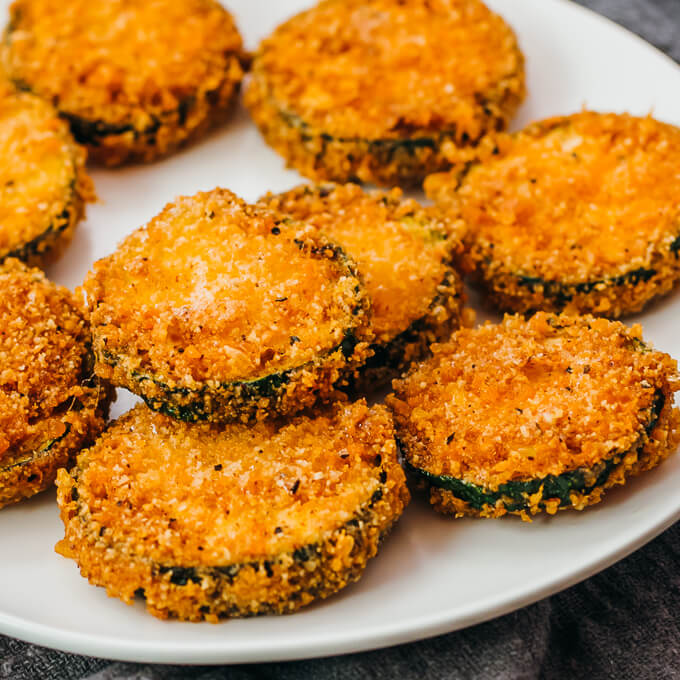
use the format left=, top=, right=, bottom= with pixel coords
left=425, top=112, right=680, bottom=317
left=83, top=188, right=373, bottom=422
left=0, top=259, right=112, bottom=508
left=0, top=90, right=93, bottom=266
left=4, top=0, right=245, bottom=165
left=56, top=400, right=409, bottom=621
left=388, top=313, right=680, bottom=519
left=246, top=0, right=525, bottom=186
left=259, top=183, right=468, bottom=385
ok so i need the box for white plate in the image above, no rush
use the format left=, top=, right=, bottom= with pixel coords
left=1, top=0, right=679, bottom=664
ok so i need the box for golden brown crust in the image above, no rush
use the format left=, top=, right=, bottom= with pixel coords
left=56, top=400, right=410, bottom=621
left=0, top=90, right=93, bottom=266
left=246, top=0, right=525, bottom=186
left=388, top=313, right=680, bottom=519
left=83, top=188, right=373, bottom=422
left=259, top=183, right=468, bottom=386
left=429, top=398, right=680, bottom=520
left=425, top=112, right=680, bottom=317
left=0, top=259, right=112, bottom=509
left=4, top=0, right=245, bottom=166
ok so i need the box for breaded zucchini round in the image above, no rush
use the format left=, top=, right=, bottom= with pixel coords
left=0, top=259, right=112, bottom=509
left=425, top=112, right=680, bottom=317
left=56, top=400, right=409, bottom=621
left=388, top=313, right=680, bottom=521
left=259, top=183, right=467, bottom=386
left=0, top=90, right=93, bottom=266
left=83, top=188, right=372, bottom=423
left=4, top=0, right=245, bottom=166
left=246, top=0, right=525, bottom=187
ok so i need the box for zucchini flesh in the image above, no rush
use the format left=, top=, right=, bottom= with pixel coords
left=404, top=390, right=665, bottom=513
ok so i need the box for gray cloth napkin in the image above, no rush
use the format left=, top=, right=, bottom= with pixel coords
left=2, top=0, right=679, bottom=678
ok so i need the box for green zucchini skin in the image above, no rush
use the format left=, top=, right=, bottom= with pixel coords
left=282, top=107, right=453, bottom=155
left=140, top=485, right=392, bottom=618
left=474, top=244, right=680, bottom=317
left=2, top=206, right=72, bottom=265
left=515, top=267, right=660, bottom=307
left=117, top=329, right=363, bottom=423
left=278, top=106, right=460, bottom=186
left=401, top=390, right=665, bottom=515
left=60, top=97, right=195, bottom=149
left=0, top=423, right=72, bottom=475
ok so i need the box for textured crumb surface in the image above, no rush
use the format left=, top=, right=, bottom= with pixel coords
left=246, top=0, right=525, bottom=185
left=259, top=183, right=467, bottom=383
left=0, top=259, right=111, bottom=508
left=0, top=89, right=93, bottom=266
left=425, top=112, right=680, bottom=317
left=84, top=188, right=372, bottom=422
left=56, top=400, right=409, bottom=621
left=388, top=313, right=680, bottom=518
left=4, top=0, right=245, bottom=165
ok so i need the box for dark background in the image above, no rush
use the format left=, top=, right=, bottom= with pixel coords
left=1, top=0, right=679, bottom=678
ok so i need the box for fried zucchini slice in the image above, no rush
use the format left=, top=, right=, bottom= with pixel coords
left=259, top=183, right=468, bottom=386
left=425, top=112, right=680, bottom=317
left=83, top=188, right=372, bottom=423
left=246, top=0, right=525, bottom=187
left=0, top=90, right=93, bottom=266
left=4, top=0, right=245, bottom=166
left=56, top=400, right=409, bottom=621
left=388, top=313, right=680, bottom=520
left=0, top=259, right=112, bottom=509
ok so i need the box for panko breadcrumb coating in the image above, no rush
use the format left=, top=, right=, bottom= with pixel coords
left=259, top=183, right=468, bottom=386
left=0, top=90, right=93, bottom=266
left=0, top=259, right=112, bottom=509
left=425, top=112, right=680, bottom=317
left=4, top=0, right=245, bottom=166
left=246, top=0, right=525, bottom=187
left=83, top=188, right=373, bottom=423
left=56, top=400, right=409, bottom=621
left=388, top=313, right=680, bottom=520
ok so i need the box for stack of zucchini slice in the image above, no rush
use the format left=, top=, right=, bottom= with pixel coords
left=259, top=182, right=468, bottom=386
left=0, top=259, right=112, bottom=509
